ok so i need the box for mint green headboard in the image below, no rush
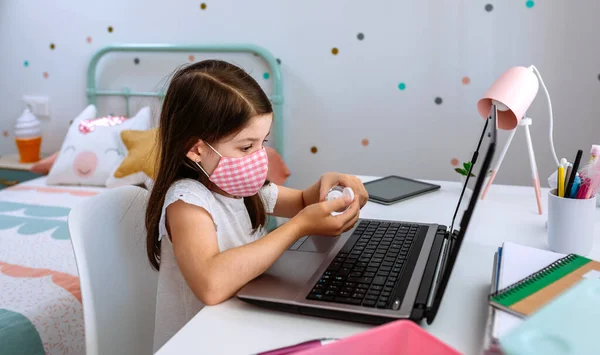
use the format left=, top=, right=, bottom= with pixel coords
left=86, top=43, right=284, bottom=160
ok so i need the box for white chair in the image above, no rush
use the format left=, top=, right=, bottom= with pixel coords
left=68, top=185, right=158, bottom=355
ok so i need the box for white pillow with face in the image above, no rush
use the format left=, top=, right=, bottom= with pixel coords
left=47, top=106, right=152, bottom=186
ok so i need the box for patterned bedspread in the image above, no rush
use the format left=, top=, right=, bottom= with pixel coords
left=0, top=177, right=106, bottom=355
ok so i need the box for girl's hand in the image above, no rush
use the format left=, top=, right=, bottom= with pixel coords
left=292, top=193, right=360, bottom=237
left=318, top=173, right=369, bottom=208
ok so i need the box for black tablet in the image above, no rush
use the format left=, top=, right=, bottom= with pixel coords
left=363, top=175, right=440, bottom=205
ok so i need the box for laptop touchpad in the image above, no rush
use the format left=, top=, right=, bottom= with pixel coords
left=296, top=235, right=339, bottom=253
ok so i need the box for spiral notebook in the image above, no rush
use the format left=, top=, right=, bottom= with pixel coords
left=489, top=253, right=600, bottom=318
left=487, top=243, right=566, bottom=344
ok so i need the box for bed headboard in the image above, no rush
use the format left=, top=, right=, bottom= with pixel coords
left=86, top=43, right=284, bottom=160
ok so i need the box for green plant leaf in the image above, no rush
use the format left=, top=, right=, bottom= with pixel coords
left=463, top=161, right=472, bottom=171
left=455, top=168, right=467, bottom=176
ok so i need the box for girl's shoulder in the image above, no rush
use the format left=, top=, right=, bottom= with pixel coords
left=168, top=178, right=211, bottom=194
left=164, top=179, right=216, bottom=210
left=159, top=179, right=216, bottom=242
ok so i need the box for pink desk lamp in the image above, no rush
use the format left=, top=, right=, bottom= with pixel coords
left=477, top=66, right=560, bottom=214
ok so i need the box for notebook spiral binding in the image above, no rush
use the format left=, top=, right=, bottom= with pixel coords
left=492, top=254, right=577, bottom=300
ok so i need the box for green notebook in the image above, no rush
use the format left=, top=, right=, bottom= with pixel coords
left=489, top=254, right=600, bottom=318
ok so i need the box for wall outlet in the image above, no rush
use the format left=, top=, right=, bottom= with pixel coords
left=22, top=95, right=50, bottom=117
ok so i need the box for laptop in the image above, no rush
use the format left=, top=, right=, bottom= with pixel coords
left=237, top=107, right=498, bottom=325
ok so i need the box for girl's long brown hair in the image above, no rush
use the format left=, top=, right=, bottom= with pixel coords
left=146, top=60, right=273, bottom=270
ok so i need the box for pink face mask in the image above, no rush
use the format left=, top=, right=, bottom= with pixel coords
left=195, top=143, right=269, bottom=197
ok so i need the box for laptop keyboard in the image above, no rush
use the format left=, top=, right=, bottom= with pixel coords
left=306, top=220, right=421, bottom=308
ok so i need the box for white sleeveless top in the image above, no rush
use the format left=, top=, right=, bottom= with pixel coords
left=153, top=179, right=278, bottom=352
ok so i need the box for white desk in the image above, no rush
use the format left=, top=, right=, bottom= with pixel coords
left=156, top=177, right=600, bottom=355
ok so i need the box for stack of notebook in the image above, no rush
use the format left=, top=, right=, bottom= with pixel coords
left=482, top=242, right=600, bottom=354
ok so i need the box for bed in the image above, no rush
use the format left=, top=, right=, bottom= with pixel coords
left=0, top=178, right=105, bottom=354
left=0, top=44, right=284, bottom=355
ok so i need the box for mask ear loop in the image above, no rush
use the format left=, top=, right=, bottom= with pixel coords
left=204, top=142, right=222, bottom=157
left=194, top=142, right=221, bottom=179
left=194, top=160, right=210, bottom=179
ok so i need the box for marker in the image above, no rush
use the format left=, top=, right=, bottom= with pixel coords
left=558, top=164, right=565, bottom=197
left=564, top=164, right=573, bottom=195
left=570, top=174, right=581, bottom=198
left=565, top=150, right=583, bottom=199
left=577, top=178, right=590, bottom=199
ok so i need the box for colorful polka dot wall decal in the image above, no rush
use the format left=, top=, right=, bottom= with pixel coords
left=462, top=76, right=471, bottom=85
left=134, top=57, right=140, bottom=65
left=263, top=72, right=270, bottom=80
left=451, top=158, right=459, bottom=167
left=435, top=97, right=443, bottom=105
left=485, top=4, right=494, bottom=12
left=357, top=33, right=364, bottom=40
left=398, top=82, right=406, bottom=90
left=188, top=55, right=195, bottom=62
left=86, top=36, right=92, bottom=44
left=361, top=139, right=369, bottom=147
left=526, top=0, right=534, bottom=8
left=107, top=26, right=113, bottom=33
left=310, top=146, right=318, bottom=154
left=3, top=131, right=9, bottom=137
left=23, top=60, right=29, bottom=67
left=331, top=47, right=339, bottom=55
left=200, top=3, right=207, bottom=10
left=43, top=72, right=49, bottom=79
left=49, top=43, right=55, bottom=50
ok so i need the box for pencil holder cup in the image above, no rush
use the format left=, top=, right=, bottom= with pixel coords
left=547, top=189, right=596, bottom=255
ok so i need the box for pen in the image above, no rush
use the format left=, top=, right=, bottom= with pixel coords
left=564, top=164, right=573, bottom=195
left=558, top=164, right=565, bottom=197
left=570, top=174, right=581, bottom=198
left=577, top=178, right=590, bottom=199
left=565, top=150, right=583, bottom=199
left=256, top=338, right=338, bottom=355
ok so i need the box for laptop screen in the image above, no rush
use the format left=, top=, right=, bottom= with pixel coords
left=426, top=105, right=497, bottom=323
left=448, top=106, right=497, bottom=233
left=456, top=105, right=497, bottom=234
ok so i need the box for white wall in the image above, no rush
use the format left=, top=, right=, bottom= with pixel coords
left=1, top=0, right=599, bottom=190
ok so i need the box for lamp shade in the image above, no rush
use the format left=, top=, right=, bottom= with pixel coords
left=477, top=66, right=539, bottom=130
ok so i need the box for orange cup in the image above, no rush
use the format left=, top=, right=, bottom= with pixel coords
left=15, top=137, right=42, bottom=163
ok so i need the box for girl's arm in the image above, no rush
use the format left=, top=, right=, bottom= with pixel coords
left=270, top=183, right=319, bottom=218
left=167, top=195, right=358, bottom=306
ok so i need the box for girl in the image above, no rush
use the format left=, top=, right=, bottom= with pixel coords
left=145, top=60, right=368, bottom=350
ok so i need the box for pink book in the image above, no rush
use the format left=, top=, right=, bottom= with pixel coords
left=293, top=320, right=460, bottom=355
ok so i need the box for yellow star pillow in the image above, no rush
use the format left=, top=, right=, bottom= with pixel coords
left=116, top=128, right=158, bottom=179
left=105, top=128, right=158, bottom=187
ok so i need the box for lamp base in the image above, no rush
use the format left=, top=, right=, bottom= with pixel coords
left=481, top=117, right=543, bottom=215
